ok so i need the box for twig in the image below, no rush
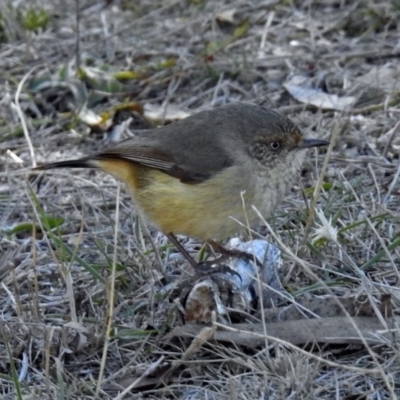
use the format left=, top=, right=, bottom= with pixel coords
left=12, top=66, right=40, bottom=168
left=95, top=184, right=121, bottom=398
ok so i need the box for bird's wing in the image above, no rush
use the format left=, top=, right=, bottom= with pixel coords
left=93, top=132, right=232, bottom=184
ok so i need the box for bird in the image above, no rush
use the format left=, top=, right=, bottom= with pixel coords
left=34, top=102, right=329, bottom=267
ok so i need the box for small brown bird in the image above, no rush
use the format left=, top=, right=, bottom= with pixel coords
left=35, top=103, right=328, bottom=266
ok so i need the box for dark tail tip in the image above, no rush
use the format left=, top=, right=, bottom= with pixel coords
left=33, top=158, right=93, bottom=171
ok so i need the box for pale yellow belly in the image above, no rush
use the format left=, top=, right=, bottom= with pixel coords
left=132, top=167, right=255, bottom=241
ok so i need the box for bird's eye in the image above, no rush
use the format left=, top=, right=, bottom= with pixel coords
left=270, top=141, right=281, bottom=150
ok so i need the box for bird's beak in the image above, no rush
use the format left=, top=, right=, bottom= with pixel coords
left=297, top=138, right=329, bottom=149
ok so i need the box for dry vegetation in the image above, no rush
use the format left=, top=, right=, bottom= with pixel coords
left=1, top=0, right=400, bottom=398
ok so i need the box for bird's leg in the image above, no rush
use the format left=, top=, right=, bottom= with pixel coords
left=166, top=233, right=198, bottom=269
left=207, top=239, right=263, bottom=269
left=166, top=234, right=237, bottom=276
left=166, top=234, right=263, bottom=273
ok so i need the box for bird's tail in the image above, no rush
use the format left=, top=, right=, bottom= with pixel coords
left=33, top=158, right=94, bottom=171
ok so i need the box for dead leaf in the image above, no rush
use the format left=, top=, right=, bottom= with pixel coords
left=284, top=76, right=356, bottom=110
left=144, top=103, right=192, bottom=123
left=357, top=63, right=400, bottom=94
left=216, top=9, right=237, bottom=24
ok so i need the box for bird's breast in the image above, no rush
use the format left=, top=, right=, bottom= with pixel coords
left=249, top=152, right=306, bottom=222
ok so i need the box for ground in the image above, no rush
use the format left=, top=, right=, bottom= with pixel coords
left=1, top=0, right=400, bottom=399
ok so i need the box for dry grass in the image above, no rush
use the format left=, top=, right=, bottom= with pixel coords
left=1, top=0, right=400, bottom=398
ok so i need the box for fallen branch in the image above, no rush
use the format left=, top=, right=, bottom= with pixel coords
left=167, top=316, right=400, bottom=347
